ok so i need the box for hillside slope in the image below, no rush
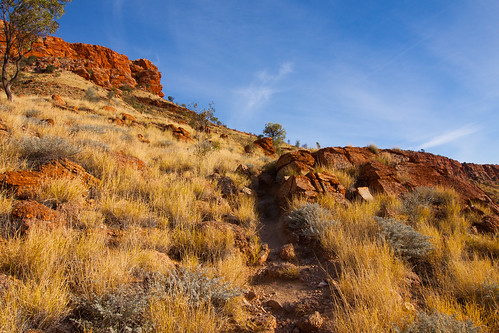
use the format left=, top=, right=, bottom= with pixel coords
left=0, top=52, right=497, bottom=332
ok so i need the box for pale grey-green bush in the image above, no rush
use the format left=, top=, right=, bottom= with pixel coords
left=376, top=217, right=434, bottom=261
left=397, top=311, right=481, bottom=333
left=286, top=203, right=336, bottom=238
left=13, top=136, right=81, bottom=167
left=159, top=267, right=242, bottom=307
left=71, top=286, right=153, bottom=333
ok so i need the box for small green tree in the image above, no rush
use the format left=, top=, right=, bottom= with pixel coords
left=0, top=0, right=71, bottom=101
left=263, top=122, right=286, bottom=146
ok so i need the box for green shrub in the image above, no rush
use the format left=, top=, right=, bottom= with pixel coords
left=44, top=64, right=56, bottom=73
left=376, top=217, right=434, bottom=262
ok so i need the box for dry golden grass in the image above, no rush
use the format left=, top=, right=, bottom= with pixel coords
left=1, top=74, right=498, bottom=332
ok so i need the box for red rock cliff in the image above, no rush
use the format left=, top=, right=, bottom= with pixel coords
left=0, top=25, right=164, bottom=97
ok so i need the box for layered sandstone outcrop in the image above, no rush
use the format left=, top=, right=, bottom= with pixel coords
left=272, top=147, right=499, bottom=228
left=0, top=22, right=164, bottom=97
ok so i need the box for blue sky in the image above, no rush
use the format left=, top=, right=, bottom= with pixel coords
left=57, top=1, right=499, bottom=164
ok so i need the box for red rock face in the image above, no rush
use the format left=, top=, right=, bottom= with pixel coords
left=0, top=24, right=164, bottom=97
left=275, top=147, right=499, bottom=218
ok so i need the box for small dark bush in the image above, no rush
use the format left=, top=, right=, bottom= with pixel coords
left=24, top=109, right=42, bottom=118
left=44, top=64, right=56, bottom=73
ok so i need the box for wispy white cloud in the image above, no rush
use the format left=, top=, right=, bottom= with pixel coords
left=417, top=125, right=479, bottom=150
left=234, top=62, right=294, bottom=117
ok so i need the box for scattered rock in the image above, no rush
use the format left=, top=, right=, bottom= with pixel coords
left=257, top=243, right=270, bottom=265
left=121, top=113, right=136, bottom=123
left=41, top=118, right=55, bottom=126
left=51, top=94, right=66, bottom=106
left=11, top=200, right=62, bottom=233
left=112, top=151, right=146, bottom=170
left=241, top=186, right=254, bottom=196
left=279, top=243, right=297, bottom=261
left=38, top=158, right=100, bottom=188
left=165, top=124, right=192, bottom=142
left=266, top=263, right=300, bottom=280
left=278, top=172, right=345, bottom=205
left=236, top=164, right=251, bottom=178
left=102, top=105, right=117, bottom=112
left=245, top=290, right=257, bottom=301
left=357, top=161, right=407, bottom=196
left=0, top=170, right=40, bottom=199
left=356, top=186, right=374, bottom=201
left=297, top=311, right=324, bottom=332
left=253, top=137, right=276, bottom=156
left=318, top=281, right=328, bottom=288
left=278, top=175, right=318, bottom=203
left=137, top=133, right=150, bottom=143
left=109, top=117, right=125, bottom=126
left=220, top=133, right=229, bottom=139
left=6, top=32, right=164, bottom=96
left=276, top=160, right=314, bottom=183
left=249, top=314, right=277, bottom=333
left=266, top=299, right=283, bottom=311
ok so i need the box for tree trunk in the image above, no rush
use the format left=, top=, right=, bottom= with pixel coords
left=1, top=58, right=12, bottom=102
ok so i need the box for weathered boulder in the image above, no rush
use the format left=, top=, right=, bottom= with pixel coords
left=11, top=200, right=62, bottom=233
left=253, top=137, right=276, bottom=156
left=165, top=124, right=192, bottom=142
left=120, top=113, right=136, bottom=124
left=357, top=161, right=407, bottom=196
left=276, top=160, right=314, bottom=183
left=356, top=187, right=374, bottom=201
left=276, top=150, right=315, bottom=171
left=0, top=158, right=100, bottom=199
left=297, top=311, right=324, bottom=332
left=111, top=151, right=146, bottom=170
left=313, top=147, right=352, bottom=169
left=279, top=243, right=297, bottom=261
left=137, top=134, right=150, bottom=144
left=278, top=175, right=318, bottom=204
left=51, top=94, right=66, bottom=106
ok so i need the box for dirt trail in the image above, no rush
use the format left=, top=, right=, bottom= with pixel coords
left=248, top=184, right=336, bottom=332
